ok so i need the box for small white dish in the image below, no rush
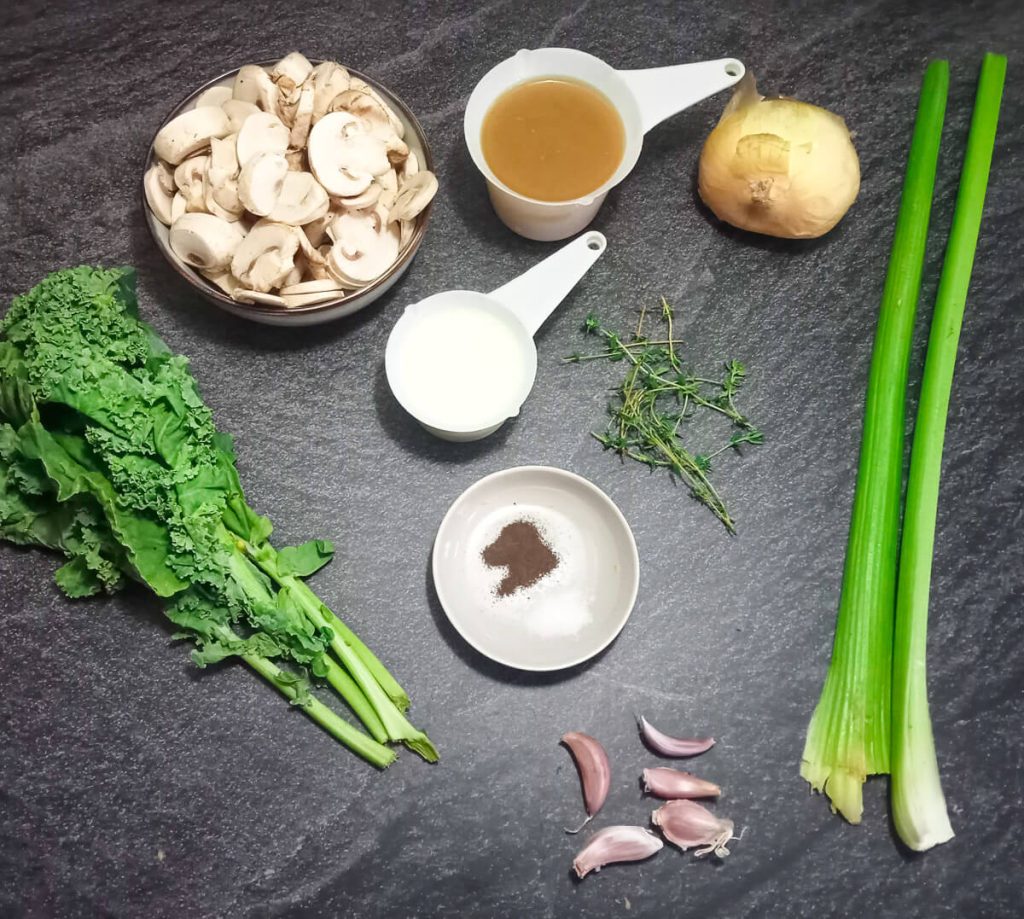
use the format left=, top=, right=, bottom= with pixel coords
left=464, top=48, right=744, bottom=240
left=386, top=231, right=606, bottom=441
left=432, top=466, right=640, bottom=671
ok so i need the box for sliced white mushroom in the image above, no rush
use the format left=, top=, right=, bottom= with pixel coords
left=232, top=289, right=289, bottom=307
left=266, top=171, right=329, bottom=225
left=154, top=106, right=230, bottom=165
left=280, top=277, right=344, bottom=296
left=281, top=289, right=346, bottom=308
left=402, top=150, right=419, bottom=178
left=399, top=218, right=416, bottom=250
left=233, top=64, right=278, bottom=113
left=196, top=85, right=233, bottom=108
left=230, top=222, right=300, bottom=292
left=288, top=82, right=315, bottom=150
left=237, top=152, right=289, bottom=216
left=203, top=174, right=242, bottom=222
left=390, top=170, right=438, bottom=222
left=209, top=134, right=239, bottom=179
left=312, top=61, right=351, bottom=121
left=377, top=168, right=399, bottom=210
left=144, top=165, right=175, bottom=225
left=174, top=155, right=210, bottom=213
left=169, top=213, right=245, bottom=270
left=327, top=210, right=400, bottom=286
left=235, top=111, right=289, bottom=167
left=222, top=99, right=261, bottom=132
left=272, top=52, right=313, bottom=98
left=308, top=112, right=390, bottom=197
left=152, top=160, right=177, bottom=195
left=201, top=268, right=241, bottom=296
left=336, top=183, right=382, bottom=210
left=280, top=257, right=305, bottom=288
left=170, top=192, right=187, bottom=223
left=301, top=212, right=333, bottom=248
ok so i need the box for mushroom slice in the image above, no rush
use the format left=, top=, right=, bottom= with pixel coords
left=308, top=112, right=388, bottom=197
left=301, top=212, right=333, bottom=248
left=230, top=222, right=300, bottom=292
left=280, top=257, right=305, bottom=288
left=363, top=84, right=406, bottom=139
left=222, top=99, right=261, bottom=132
left=272, top=53, right=313, bottom=94
left=152, top=160, right=177, bottom=196
left=232, top=289, right=288, bottom=308
left=285, top=148, right=307, bottom=171
left=233, top=64, right=278, bottom=113
left=281, top=289, right=346, bottom=308
left=170, top=192, right=187, bottom=223
left=337, top=183, right=382, bottom=211
left=312, top=61, right=351, bottom=121
left=268, top=171, right=329, bottom=225
left=402, top=151, right=419, bottom=178
left=280, top=278, right=344, bottom=296
left=391, top=171, right=438, bottom=222
left=175, top=155, right=210, bottom=213
left=169, top=213, right=245, bottom=271
left=196, top=85, right=233, bottom=108
left=144, top=165, right=175, bottom=225
left=377, top=168, right=399, bottom=211
left=204, top=180, right=242, bottom=222
left=399, top=218, right=416, bottom=250
left=288, top=82, right=315, bottom=150
left=236, top=111, right=289, bottom=167
left=209, top=134, right=239, bottom=180
left=238, top=152, right=289, bottom=217
left=154, top=106, right=230, bottom=165
left=200, top=268, right=240, bottom=296
left=327, top=212, right=400, bottom=286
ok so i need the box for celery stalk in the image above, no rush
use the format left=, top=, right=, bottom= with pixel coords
left=801, top=61, right=949, bottom=823
left=892, top=53, right=1006, bottom=851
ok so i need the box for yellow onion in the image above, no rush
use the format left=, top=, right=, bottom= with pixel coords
left=698, top=74, right=860, bottom=239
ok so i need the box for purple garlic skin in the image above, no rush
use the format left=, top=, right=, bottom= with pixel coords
left=643, top=767, right=721, bottom=799
left=651, top=800, right=736, bottom=858
left=638, top=715, right=715, bottom=757
left=561, top=731, right=611, bottom=832
left=572, top=825, right=664, bottom=879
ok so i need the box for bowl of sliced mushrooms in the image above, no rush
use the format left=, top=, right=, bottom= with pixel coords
left=143, top=52, right=438, bottom=326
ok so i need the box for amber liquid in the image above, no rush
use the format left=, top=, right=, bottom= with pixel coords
left=481, top=77, right=626, bottom=202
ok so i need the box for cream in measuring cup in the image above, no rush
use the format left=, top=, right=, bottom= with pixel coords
left=385, top=232, right=607, bottom=441
left=464, top=48, right=744, bottom=240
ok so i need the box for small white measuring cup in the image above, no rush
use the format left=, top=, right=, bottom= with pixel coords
left=386, top=231, right=607, bottom=441
left=464, top=48, right=745, bottom=241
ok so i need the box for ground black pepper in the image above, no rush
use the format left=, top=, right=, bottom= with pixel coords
left=482, top=518, right=559, bottom=597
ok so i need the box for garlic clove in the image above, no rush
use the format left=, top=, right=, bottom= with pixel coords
left=638, top=715, right=715, bottom=758
left=572, top=826, right=663, bottom=879
left=642, top=767, right=721, bottom=800
left=561, top=732, right=611, bottom=834
left=651, top=800, right=736, bottom=858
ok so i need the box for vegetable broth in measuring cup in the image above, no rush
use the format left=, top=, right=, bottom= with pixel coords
left=481, top=77, right=626, bottom=202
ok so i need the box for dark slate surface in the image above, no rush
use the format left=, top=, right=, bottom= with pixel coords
left=2, top=1, right=1022, bottom=916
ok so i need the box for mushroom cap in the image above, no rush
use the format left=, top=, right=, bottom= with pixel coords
left=272, top=52, right=313, bottom=97
left=312, top=61, right=351, bottom=121
left=230, top=222, right=301, bottom=292
left=308, top=111, right=389, bottom=197
left=154, top=106, right=230, bottom=165
left=196, top=85, right=233, bottom=108
left=238, top=152, right=289, bottom=216
left=233, top=64, right=278, bottom=110
left=170, top=192, right=187, bottom=222
left=391, top=170, right=438, bottom=222
left=268, top=171, right=329, bottom=225
left=144, top=165, right=175, bottom=226
left=169, top=212, right=245, bottom=270
left=236, top=111, right=289, bottom=167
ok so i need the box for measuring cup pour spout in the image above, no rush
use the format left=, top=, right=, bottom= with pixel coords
left=489, top=231, right=608, bottom=335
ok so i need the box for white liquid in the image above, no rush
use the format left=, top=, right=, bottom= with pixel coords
left=397, top=303, right=533, bottom=430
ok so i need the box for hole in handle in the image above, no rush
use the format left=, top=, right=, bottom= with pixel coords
left=585, top=233, right=605, bottom=252
left=724, top=62, right=742, bottom=77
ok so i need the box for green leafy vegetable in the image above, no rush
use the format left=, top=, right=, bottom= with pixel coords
left=567, top=298, right=762, bottom=533
left=0, top=266, right=435, bottom=768
left=892, top=52, right=1006, bottom=851
left=801, top=61, right=949, bottom=823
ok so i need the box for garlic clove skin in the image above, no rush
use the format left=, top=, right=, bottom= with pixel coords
left=572, top=826, right=663, bottom=879
left=642, top=767, right=721, bottom=799
left=651, top=800, right=736, bottom=858
left=561, top=732, right=611, bottom=833
left=638, top=715, right=715, bottom=757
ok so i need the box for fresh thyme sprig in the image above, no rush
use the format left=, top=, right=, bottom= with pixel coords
left=565, top=298, right=763, bottom=533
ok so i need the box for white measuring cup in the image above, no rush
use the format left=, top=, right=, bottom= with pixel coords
left=464, top=48, right=745, bottom=241
left=386, top=231, right=607, bottom=441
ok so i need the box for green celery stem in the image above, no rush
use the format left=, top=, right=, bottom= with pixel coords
left=892, top=53, right=1006, bottom=851
left=802, top=60, right=949, bottom=823
left=321, top=655, right=389, bottom=744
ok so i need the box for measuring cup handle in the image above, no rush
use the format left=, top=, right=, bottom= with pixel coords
left=618, top=58, right=745, bottom=135
left=488, top=231, right=608, bottom=336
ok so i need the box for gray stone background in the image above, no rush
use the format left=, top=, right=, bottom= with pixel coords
left=1, top=1, right=1022, bottom=916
